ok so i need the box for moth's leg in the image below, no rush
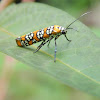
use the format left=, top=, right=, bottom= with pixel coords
left=53, top=34, right=62, bottom=62
left=47, top=39, right=51, bottom=47
left=34, top=36, right=54, bottom=53
left=64, top=34, right=71, bottom=42
left=54, top=37, right=57, bottom=62
left=34, top=41, right=45, bottom=53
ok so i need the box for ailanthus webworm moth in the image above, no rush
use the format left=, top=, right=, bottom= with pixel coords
left=16, top=12, right=91, bottom=62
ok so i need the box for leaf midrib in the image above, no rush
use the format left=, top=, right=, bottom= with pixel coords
left=0, top=26, right=100, bottom=86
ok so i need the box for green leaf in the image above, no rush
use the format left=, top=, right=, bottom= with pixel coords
left=0, top=3, right=100, bottom=97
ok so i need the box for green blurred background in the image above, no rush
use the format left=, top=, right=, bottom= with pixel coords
left=0, top=0, right=100, bottom=100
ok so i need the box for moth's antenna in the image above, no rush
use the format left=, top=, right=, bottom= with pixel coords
left=66, top=11, right=92, bottom=29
